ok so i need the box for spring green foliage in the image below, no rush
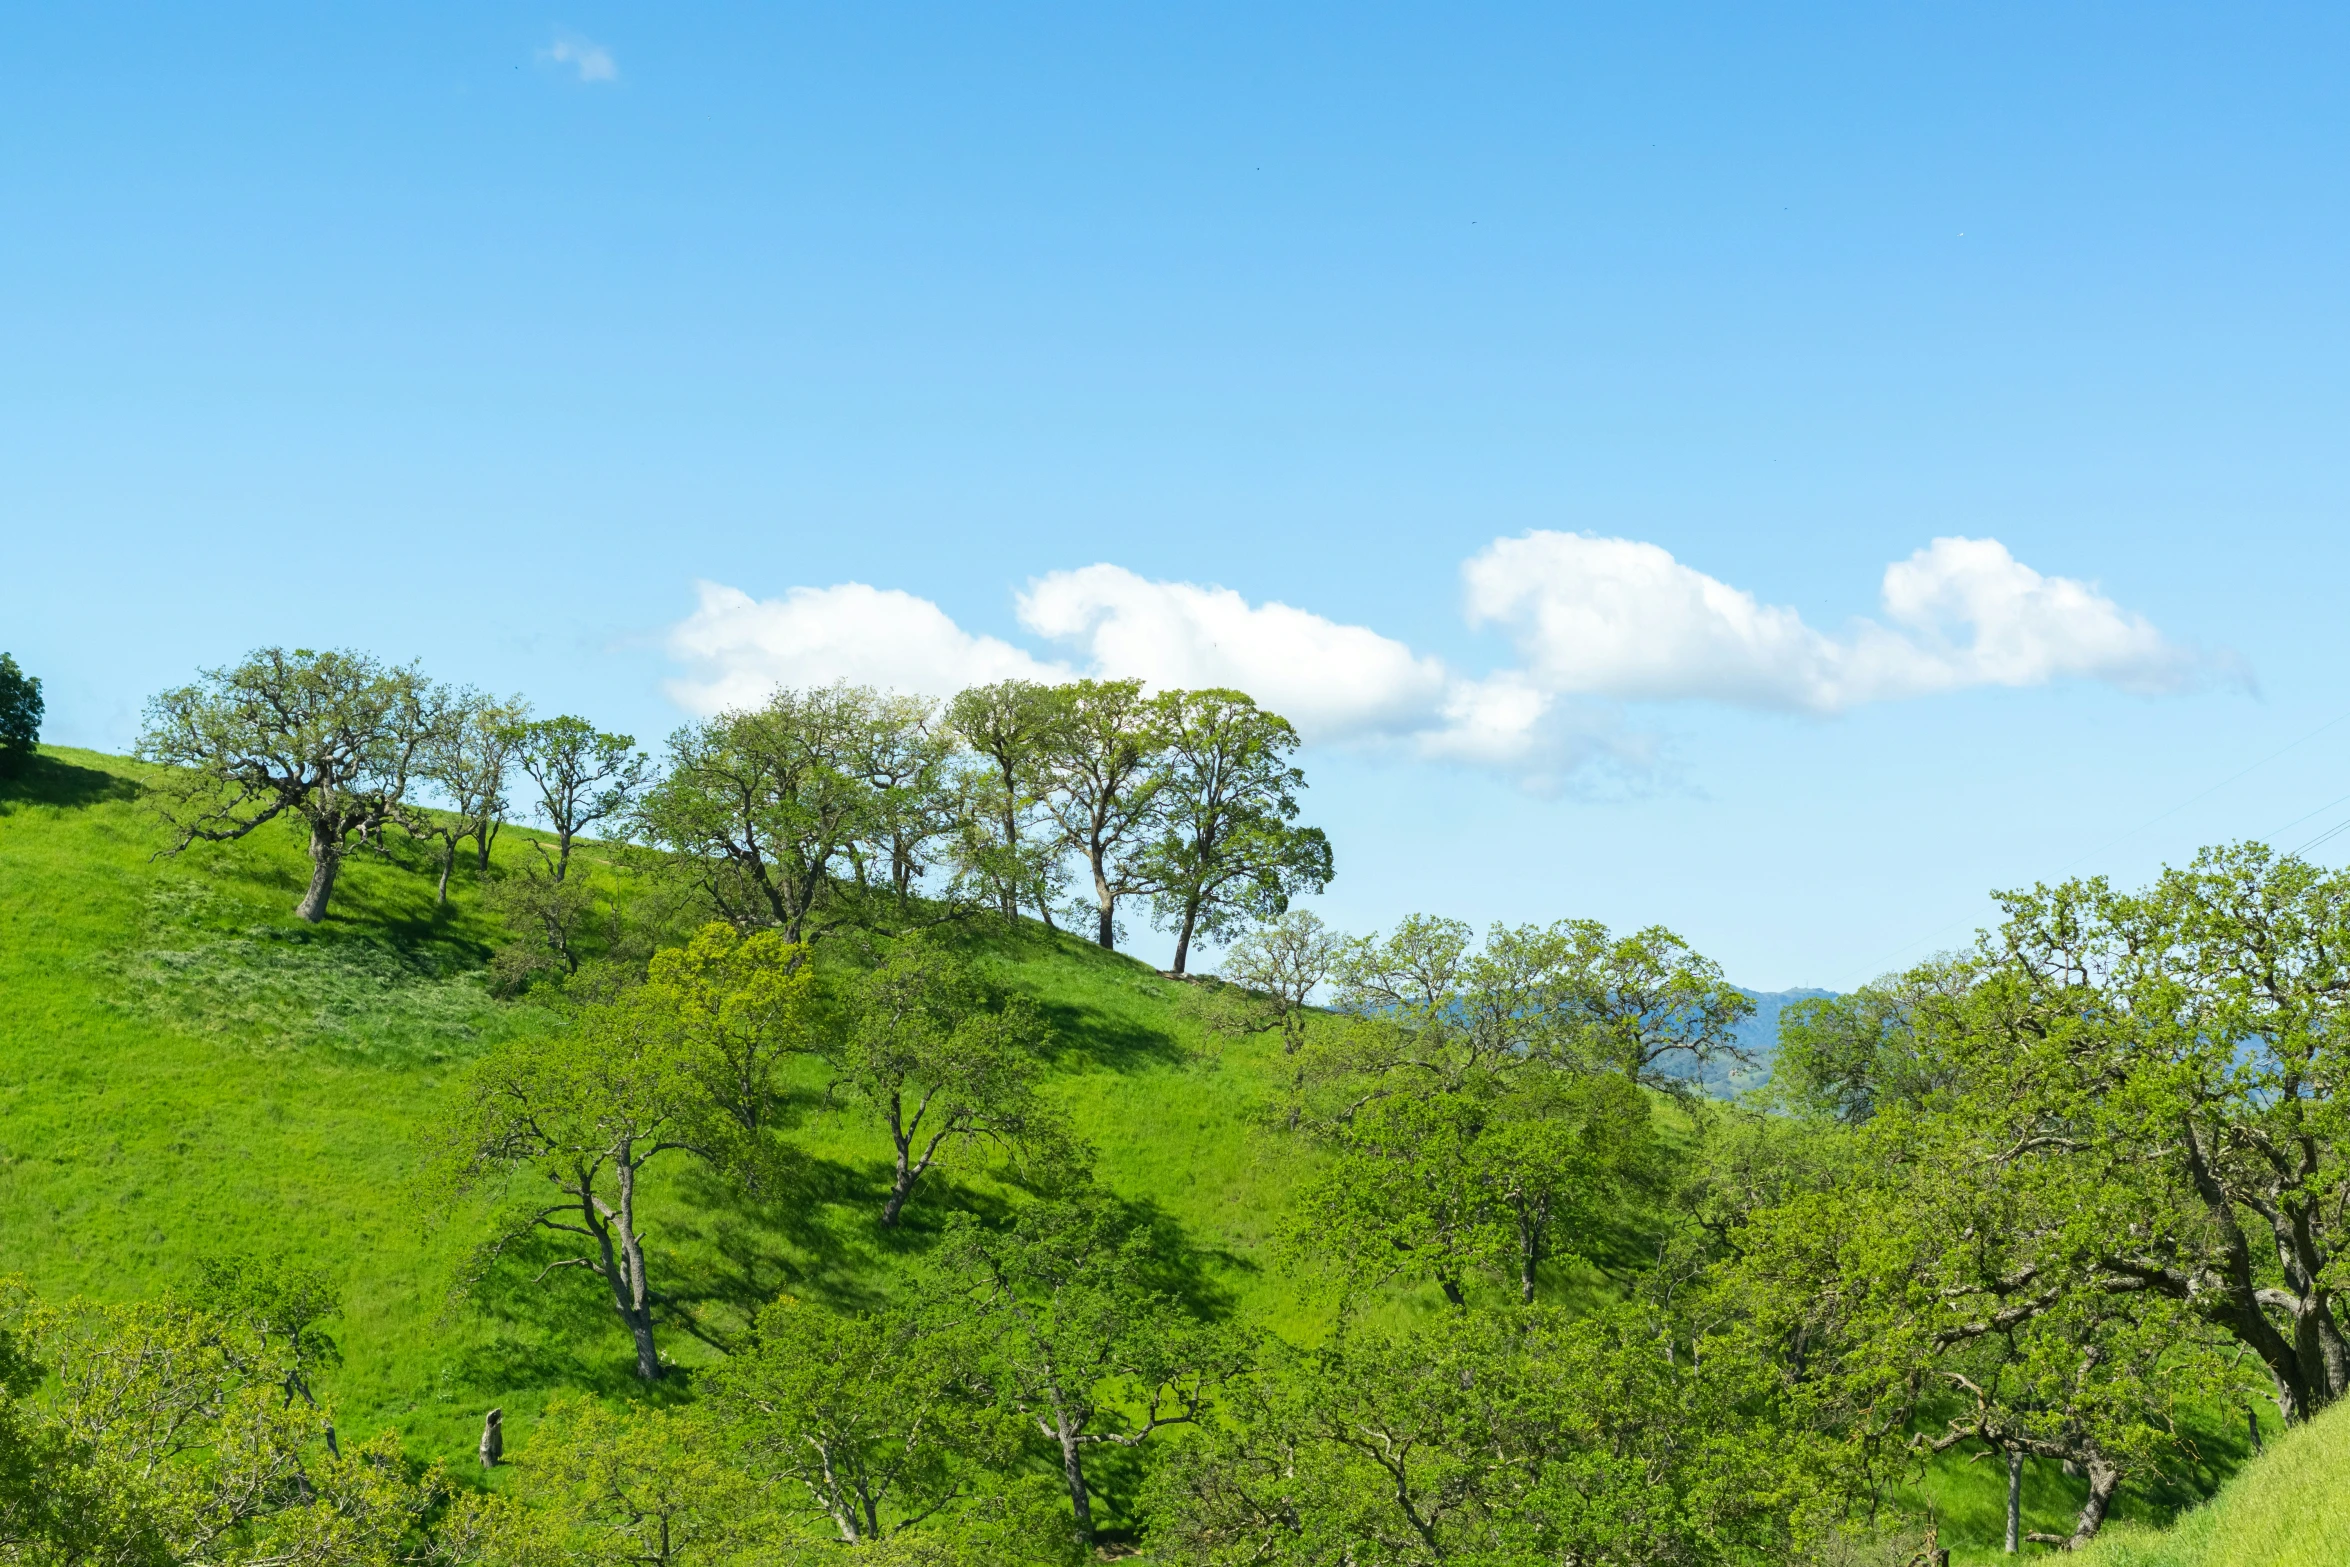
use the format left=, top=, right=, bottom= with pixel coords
left=135, top=648, right=450, bottom=923
left=0, top=1284, right=494, bottom=1567
left=933, top=1192, right=1253, bottom=1545
left=506, top=717, right=649, bottom=884
left=0, top=747, right=1321, bottom=1482
left=1135, top=689, right=1331, bottom=977
left=942, top=681, right=1069, bottom=928
left=1293, top=1071, right=1656, bottom=1307
left=1145, top=1300, right=1831, bottom=1566
left=4, top=738, right=2319, bottom=1562
left=831, top=938, right=1058, bottom=1226
left=705, top=1294, right=1013, bottom=1547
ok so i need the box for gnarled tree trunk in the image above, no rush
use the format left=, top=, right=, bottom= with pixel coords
left=296, top=828, right=341, bottom=922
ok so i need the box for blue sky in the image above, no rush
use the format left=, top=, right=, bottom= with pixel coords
left=7, top=4, right=2350, bottom=988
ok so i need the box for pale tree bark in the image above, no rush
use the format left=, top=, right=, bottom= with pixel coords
left=1044, top=1393, right=1097, bottom=1546
left=880, top=1085, right=959, bottom=1228
left=2005, top=1447, right=2022, bottom=1554
left=606, top=1155, right=661, bottom=1382
left=533, top=1141, right=678, bottom=1382
left=296, top=831, right=342, bottom=923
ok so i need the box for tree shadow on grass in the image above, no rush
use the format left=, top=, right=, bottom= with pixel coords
left=0, top=751, right=141, bottom=813
left=654, top=1145, right=906, bottom=1343
left=452, top=1224, right=700, bottom=1405
left=838, top=912, right=1195, bottom=1075
left=1029, top=995, right=1191, bottom=1074
left=1106, top=1191, right=1253, bottom=1323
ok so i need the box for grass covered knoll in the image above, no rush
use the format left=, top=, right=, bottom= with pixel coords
left=0, top=747, right=1326, bottom=1505
left=2077, top=1396, right=2350, bottom=1567
left=0, top=744, right=2276, bottom=1559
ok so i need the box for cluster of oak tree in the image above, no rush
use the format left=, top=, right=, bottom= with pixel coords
left=130, top=647, right=1332, bottom=972
left=15, top=647, right=2350, bottom=1563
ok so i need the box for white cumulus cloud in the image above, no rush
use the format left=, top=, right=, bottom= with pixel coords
left=1463, top=531, right=2205, bottom=713
left=1014, top=565, right=1450, bottom=743
left=545, top=32, right=617, bottom=83
left=661, top=533, right=2226, bottom=788
left=665, top=581, right=1063, bottom=714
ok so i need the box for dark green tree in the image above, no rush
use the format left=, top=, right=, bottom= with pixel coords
left=0, top=652, right=40, bottom=775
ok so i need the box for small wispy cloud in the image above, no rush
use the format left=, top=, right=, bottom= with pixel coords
left=543, top=31, right=617, bottom=84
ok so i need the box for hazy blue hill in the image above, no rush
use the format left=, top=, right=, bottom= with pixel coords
left=1663, top=984, right=1833, bottom=1097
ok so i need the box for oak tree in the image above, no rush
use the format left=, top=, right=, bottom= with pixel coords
left=411, top=689, right=529, bottom=904
left=1138, top=689, right=1331, bottom=975
left=833, top=939, right=1055, bottom=1226
left=138, top=647, right=447, bottom=922
left=937, top=1194, right=1241, bottom=1545
left=0, top=652, right=40, bottom=775
left=437, top=986, right=710, bottom=1380
left=1032, top=680, right=1166, bottom=951
left=636, top=685, right=887, bottom=942
left=510, top=715, right=651, bottom=882
left=1202, top=909, right=1343, bottom=1124
left=710, top=1295, right=1005, bottom=1546
left=944, top=680, right=1068, bottom=928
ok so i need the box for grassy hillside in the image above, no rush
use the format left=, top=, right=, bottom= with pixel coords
left=0, top=746, right=2267, bottom=1554
left=2077, top=1397, right=2350, bottom=1567
left=0, top=747, right=1328, bottom=1523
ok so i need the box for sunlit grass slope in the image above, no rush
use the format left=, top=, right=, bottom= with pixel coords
left=0, top=747, right=1323, bottom=1503
left=2071, top=1397, right=2350, bottom=1567
left=5, top=747, right=2258, bottom=1554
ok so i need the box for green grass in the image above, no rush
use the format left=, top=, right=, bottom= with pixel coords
left=2077, top=1399, right=2350, bottom=1567
left=0, top=746, right=2275, bottom=1552
left=0, top=746, right=1330, bottom=1528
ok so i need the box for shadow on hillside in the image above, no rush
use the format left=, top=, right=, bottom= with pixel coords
left=1107, top=1191, right=1252, bottom=1321
left=858, top=913, right=1196, bottom=1074
left=1031, top=995, right=1191, bottom=1073
left=0, top=752, right=140, bottom=813
left=652, top=1152, right=1247, bottom=1349
left=653, top=1146, right=914, bottom=1340
left=455, top=1226, right=707, bottom=1400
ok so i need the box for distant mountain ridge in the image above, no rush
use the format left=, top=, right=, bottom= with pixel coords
left=1667, top=985, right=1835, bottom=1098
